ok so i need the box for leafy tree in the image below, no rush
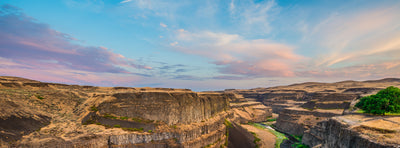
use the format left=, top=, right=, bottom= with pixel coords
left=355, top=86, right=400, bottom=115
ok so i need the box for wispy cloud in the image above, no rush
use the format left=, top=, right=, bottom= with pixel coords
left=302, top=4, right=400, bottom=68
left=229, top=0, right=278, bottom=34
left=171, top=29, right=303, bottom=77
left=160, top=22, right=167, bottom=28
left=120, top=0, right=132, bottom=4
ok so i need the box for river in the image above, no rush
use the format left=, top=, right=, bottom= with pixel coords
left=258, top=123, right=299, bottom=148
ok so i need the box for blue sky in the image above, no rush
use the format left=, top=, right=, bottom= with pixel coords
left=0, top=0, right=400, bottom=91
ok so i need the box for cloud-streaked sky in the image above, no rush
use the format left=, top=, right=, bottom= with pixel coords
left=0, top=0, right=400, bottom=91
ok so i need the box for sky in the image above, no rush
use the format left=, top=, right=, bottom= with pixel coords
left=0, top=0, right=400, bottom=91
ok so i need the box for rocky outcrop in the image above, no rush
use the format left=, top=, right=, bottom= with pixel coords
left=3, top=76, right=400, bottom=147
left=106, top=112, right=230, bottom=148
left=97, top=92, right=229, bottom=125
left=274, top=107, right=343, bottom=136
left=223, top=79, right=390, bottom=138
left=0, top=76, right=273, bottom=148
left=230, top=101, right=272, bottom=124
left=227, top=123, right=256, bottom=148
left=303, top=115, right=400, bottom=148
left=0, top=76, right=233, bottom=148
left=0, top=114, right=50, bottom=142
left=267, top=93, right=357, bottom=136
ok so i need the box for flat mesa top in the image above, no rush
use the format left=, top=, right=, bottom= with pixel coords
left=336, top=115, right=400, bottom=145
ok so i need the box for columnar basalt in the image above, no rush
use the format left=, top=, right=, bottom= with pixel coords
left=303, top=115, right=400, bottom=148
left=2, top=76, right=400, bottom=147
left=96, top=92, right=229, bottom=125
left=0, top=76, right=272, bottom=148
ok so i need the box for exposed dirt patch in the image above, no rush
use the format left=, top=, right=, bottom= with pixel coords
left=241, top=124, right=276, bottom=148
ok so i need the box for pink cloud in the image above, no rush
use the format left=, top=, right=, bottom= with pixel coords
left=303, top=4, right=400, bottom=67
left=296, top=61, right=400, bottom=80
left=217, top=59, right=295, bottom=77
left=0, top=58, right=142, bottom=86
left=0, top=5, right=151, bottom=85
left=172, top=30, right=303, bottom=77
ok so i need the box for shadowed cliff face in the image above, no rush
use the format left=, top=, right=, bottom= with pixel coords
left=2, top=76, right=399, bottom=147
left=97, top=92, right=229, bottom=125
left=223, top=78, right=400, bottom=147
left=0, top=76, right=272, bottom=148
left=303, top=115, right=400, bottom=148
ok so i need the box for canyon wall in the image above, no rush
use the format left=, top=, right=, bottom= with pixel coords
left=97, top=92, right=229, bottom=125
left=0, top=76, right=272, bottom=148
left=224, top=78, right=400, bottom=147
left=303, top=115, right=400, bottom=148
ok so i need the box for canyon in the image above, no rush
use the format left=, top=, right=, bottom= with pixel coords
left=1, top=76, right=400, bottom=147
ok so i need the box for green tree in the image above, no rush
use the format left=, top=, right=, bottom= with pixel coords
left=355, top=86, right=400, bottom=115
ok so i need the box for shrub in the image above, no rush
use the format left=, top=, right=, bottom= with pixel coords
left=292, top=143, right=310, bottom=148
left=36, top=95, right=44, bottom=100
left=114, top=124, right=121, bottom=128
left=356, top=86, right=400, bottom=115
left=103, top=114, right=118, bottom=119
left=132, top=117, right=142, bottom=122
left=90, top=106, right=98, bottom=112
left=224, top=119, right=232, bottom=128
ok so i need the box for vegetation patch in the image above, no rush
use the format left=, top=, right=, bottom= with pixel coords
left=103, top=113, right=118, bottom=119
left=290, top=135, right=309, bottom=148
left=250, top=132, right=261, bottom=148
left=356, top=86, right=400, bottom=115
left=90, top=106, right=98, bottom=112
left=292, top=143, right=310, bottom=148
left=291, top=135, right=302, bottom=142
left=131, top=117, right=154, bottom=123
left=121, top=127, right=144, bottom=132
left=82, top=119, right=96, bottom=125
left=224, top=119, right=232, bottom=128
left=248, top=122, right=287, bottom=148
left=35, top=94, right=44, bottom=100
left=224, top=119, right=232, bottom=146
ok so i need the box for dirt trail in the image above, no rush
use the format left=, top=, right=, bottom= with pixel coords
left=241, top=124, right=276, bottom=148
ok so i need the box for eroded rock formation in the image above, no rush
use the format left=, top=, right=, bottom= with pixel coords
left=303, top=115, right=400, bottom=148
left=0, top=76, right=272, bottom=148
left=224, top=78, right=400, bottom=147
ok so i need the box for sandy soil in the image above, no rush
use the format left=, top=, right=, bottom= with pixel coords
left=241, top=124, right=276, bottom=148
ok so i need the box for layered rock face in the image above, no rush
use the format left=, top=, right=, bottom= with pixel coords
left=275, top=108, right=343, bottom=136
left=2, top=76, right=400, bottom=147
left=224, top=78, right=400, bottom=146
left=97, top=92, right=229, bottom=125
left=273, top=92, right=358, bottom=135
left=303, top=115, right=400, bottom=148
left=0, top=76, right=272, bottom=148
left=0, top=76, right=234, bottom=148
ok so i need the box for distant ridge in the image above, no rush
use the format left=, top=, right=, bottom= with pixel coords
left=363, top=78, right=400, bottom=83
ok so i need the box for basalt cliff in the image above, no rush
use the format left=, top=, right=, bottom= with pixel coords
left=223, top=78, right=400, bottom=148
left=0, top=76, right=271, bottom=148
left=1, top=76, right=400, bottom=148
